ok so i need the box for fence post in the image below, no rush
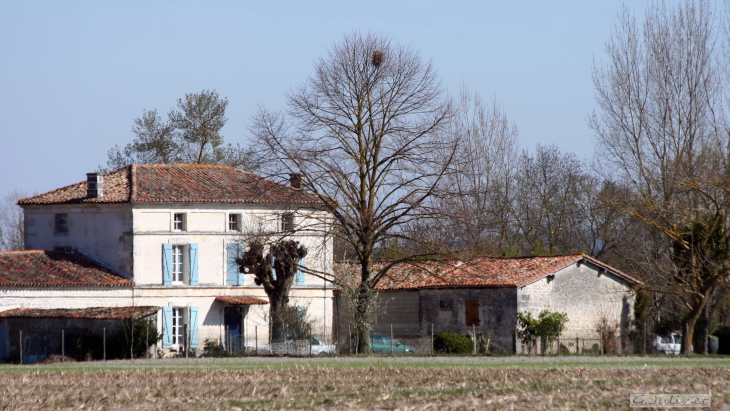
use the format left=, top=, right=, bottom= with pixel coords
left=61, top=329, right=65, bottom=363
left=390, top=324, right=394, bottom=355
left=557, top=326, right=561, bottom=356
left=599, top=325, right=603, bottom=355
left=103, top=327, right=106, bottom=361
left=348, top=324, right=351, bottom=355
left=643, top=322, right=647, bottom=355
left=131, top=322, right=134, bottom=360
left=255, top=326, right=258, bottom=355
left=183, top=324, right=188, bottom=358
left=146, top=322, right=149, bottom=359
left=576, top=337, right=579, bottom=355
left=472, top=324, right=476, bottom=356
left=431, top=324, right=434, bottom=356
left=19, top=330, right=22, bottom=365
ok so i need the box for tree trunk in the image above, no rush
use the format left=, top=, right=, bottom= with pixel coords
left=355, top=283, right=372, bottom=354
left=269, top=293, right=287, bottom=343
left=682, top=305, right=702, bottom=355
left=698, top=302, right=709, bottom=355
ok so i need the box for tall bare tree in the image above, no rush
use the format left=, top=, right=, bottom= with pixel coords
left=432, top=88, right=519, bottom=254
left=591, top=0, right=730, bottom=354
left=0, top=190, right=27, bottom=251
left=252, top=32, right=454, bottom=353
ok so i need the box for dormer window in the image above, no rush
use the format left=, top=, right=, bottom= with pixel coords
left=229, top=214, right=241, bottom=231
left=173, top=213, right=186, bottom=231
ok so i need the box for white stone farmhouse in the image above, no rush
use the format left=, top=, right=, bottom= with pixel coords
left=0, top=164, right=333, bottom=358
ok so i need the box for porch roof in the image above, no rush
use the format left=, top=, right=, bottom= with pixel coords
left=215, top=296, right=269, bottom=305
left=0, top=306, right=159, bottom=320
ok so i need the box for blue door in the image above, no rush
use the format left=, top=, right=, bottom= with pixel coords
left=224, top=308, right=242, bottom=350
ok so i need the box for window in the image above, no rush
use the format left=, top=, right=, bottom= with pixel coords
left=282, top=213, right=294, bottom=232
left=228, top=214, right=240, bottom=231
left=171, top=307, right=185, bottom=348
left=162, top=306, right=199, bottom=350
left=173, top=213, right=186, bottom=231
left=172, top=245, right=184, bottom=283
left=54, top=214, right=68, bottom=234
left=162, top=243, right=199, bottom=286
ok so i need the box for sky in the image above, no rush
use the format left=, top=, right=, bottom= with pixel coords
left=0, top=1, right=659, bottom=199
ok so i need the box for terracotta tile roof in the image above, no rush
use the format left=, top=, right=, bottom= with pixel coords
left=337, top=254, right=641, bottom=290
left=215, top=296, right=269, bottom=305
left=0, top=306, right=159, bottom=320
left=0, top=250, right=133, bottom=287
left=19, top=164, right=325, bottom=206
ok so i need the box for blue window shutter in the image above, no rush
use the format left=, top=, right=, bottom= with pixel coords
left=189, top=306, right=200, bottom=348
left=162, top=244, right=172, bottom=285
left=189, top=243, right=199, bottom=285
left=237, top=243, right=245, bottom=286
left=270, top=252, right=276, bottom=280
left=162, top=307, right=172, bottom=349
left=227, top=243, right=240, bottom=286
left=296, top=257, right=306, bottom=286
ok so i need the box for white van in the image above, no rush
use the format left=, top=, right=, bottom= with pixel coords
left=654, top=333, right=682, bottom=354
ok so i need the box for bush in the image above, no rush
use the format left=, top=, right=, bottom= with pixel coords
left=433, top=332, right=473, bottom=354
left=714, top=326, right=730, bottom=355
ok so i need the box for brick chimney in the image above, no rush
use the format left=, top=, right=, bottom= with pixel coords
left=86, top=173, right=104, bottom=198
left=289, top=173, right=301, bottom=189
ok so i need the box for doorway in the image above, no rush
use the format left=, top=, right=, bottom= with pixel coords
left=224, top=307, right=243, bottom=350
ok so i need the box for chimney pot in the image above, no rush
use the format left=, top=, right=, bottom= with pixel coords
left=289, top=173, right=301, bottom=189
left=86, top=173, right=104, bottom=198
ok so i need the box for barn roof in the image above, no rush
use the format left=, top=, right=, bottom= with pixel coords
left=215, top=296, right=269, bottom=305
left=19, top=164, right=325, bottom=206
left=0, top=250, right=133, bottom=287
left=337, top=254, right=641, bottom=291
left=0, top=306, right=159, bottom=320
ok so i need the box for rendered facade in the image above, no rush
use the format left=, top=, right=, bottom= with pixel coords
left=0, top=164, right=334, bottom=359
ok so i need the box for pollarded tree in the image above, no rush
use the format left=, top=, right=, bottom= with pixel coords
left=591, top=0, right=730, bottom=354
left=236, top=239, right=307, bottom=342
left=252, top=32, right=455, bottom=353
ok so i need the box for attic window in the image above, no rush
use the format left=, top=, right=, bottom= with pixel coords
left=546, top=274, right=555, bottom=283
left=282, top=213, right=294, bottom=232
left=173, top=213, right=186, bottom=231
left=229, top=214, right=241, bottom=231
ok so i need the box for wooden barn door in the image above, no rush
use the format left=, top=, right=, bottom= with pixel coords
left=465, top=300, right=480, bottom=326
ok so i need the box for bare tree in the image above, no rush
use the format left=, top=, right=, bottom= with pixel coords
left=591, top=0, right=730, bottom=354
left=432, top=88, right=519, bottom=254
left=0, top=190, right=26, bottom=251
left=252, top=32, right=454, bottom=353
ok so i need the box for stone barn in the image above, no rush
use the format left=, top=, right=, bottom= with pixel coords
left=334, top=254, right=641, bottom=353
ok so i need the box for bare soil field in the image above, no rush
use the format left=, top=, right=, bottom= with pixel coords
left=1, top=357, right=729, bottom=410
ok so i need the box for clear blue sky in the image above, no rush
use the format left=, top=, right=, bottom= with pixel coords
left=0, top=1, right=656, bottom=198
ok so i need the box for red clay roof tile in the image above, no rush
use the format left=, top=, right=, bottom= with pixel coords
left=337, top=254, right=641, bottom=290
left=19, top=164, right=324, bottom=206
left=215, top=296, right=269, bottom=305
left=0, top=250, right=133, bottom=287
left=0, top=306, right=158, bottom=319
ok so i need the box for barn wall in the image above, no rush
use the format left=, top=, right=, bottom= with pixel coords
left=418, top=288, right=517, bottom=352
left=517, top=260, right=634, bottom=350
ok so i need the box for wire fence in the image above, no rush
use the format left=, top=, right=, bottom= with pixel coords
left=2, top=322, right=687, bottom=363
